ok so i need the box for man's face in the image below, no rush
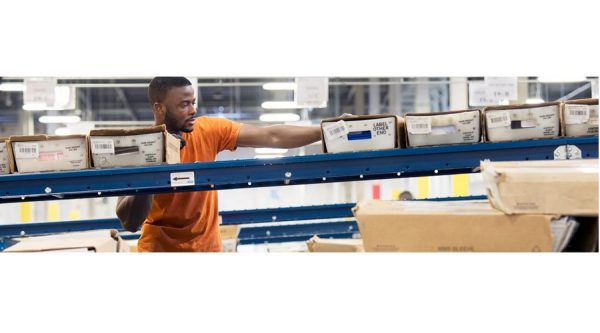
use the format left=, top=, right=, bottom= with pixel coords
left=159, top=85, right=197, bottom=133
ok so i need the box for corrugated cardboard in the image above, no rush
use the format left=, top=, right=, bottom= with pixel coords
left=353, top=200, right=554, bottom=252
left=89, top=125, right=180, bottom=168
left=306, top=235, right=364, bottom=252
left=220, top=225, right=239, bottom=252
left=4, top=229, right=129, bottom=252
left=481, top=159, right=598, bottom=216
left=405, top=109, right=482, bottom=147
left=483, top=102, right=560, bottom=142
left=321, top=115, right=399, bottom=153
left=7, top=134, right=89, bottom=173
left=0, top=137, right=9, bottom=175
left=560, top=98, right=599, bottom=137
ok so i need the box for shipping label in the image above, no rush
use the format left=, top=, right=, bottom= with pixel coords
left=407, top=117, right=432, bottom=134
left=486, top=111, right=511, bottom=128
left=14, top=142, right=39, bottom=159
left=564, top=104, right=590, bottom=124
left=91, top=139, right=115, bottom=154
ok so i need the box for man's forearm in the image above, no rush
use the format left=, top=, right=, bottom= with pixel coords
left=116, top=195, right=153, bottom=232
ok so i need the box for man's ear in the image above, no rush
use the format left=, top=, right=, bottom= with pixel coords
left=153, top=102, right=165, bottom=122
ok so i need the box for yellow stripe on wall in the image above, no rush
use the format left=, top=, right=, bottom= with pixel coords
left=416, top=177, right=429, bottom=199
left=452, top=174, right=470, bottom=197
left=20, top=202, right=33, bottom=223
left=68, top=210, right=81, bottom=220
left=48, top=202, right=60, bottom=221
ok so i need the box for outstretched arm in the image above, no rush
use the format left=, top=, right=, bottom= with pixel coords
left=236, top=124, right=321, bottom=148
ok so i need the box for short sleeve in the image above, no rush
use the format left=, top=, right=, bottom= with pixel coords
left=205, top=117, right=243, bottom=152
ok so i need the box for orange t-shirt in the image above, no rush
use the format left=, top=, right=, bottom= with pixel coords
left=137, top=117, right=242, bottom=252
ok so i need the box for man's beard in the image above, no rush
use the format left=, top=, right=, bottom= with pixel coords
left=164, top=107, right=193, bottom=133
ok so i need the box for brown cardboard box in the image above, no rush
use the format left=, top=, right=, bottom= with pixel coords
left=353, top=200, right=554, bottom=252
left=483, top=102, right=560, bottom=142
left=0, top=137, right=9, bottom=174
left=560, top=98, right=599, bottom=137
left=306, top=235, right=364, bottom=252
left=89, top=125, right=180, bottom=168
left=4, top=229, right=129, bottom=252
left=481, top=159, right=598, bottom=216
left=405, top=109, right=482, bottom=147
left=320, top=115, right=400, bottom=153
left=7, top=134, right=89, bottom=173
left=220, top=225, right=239, bottom=252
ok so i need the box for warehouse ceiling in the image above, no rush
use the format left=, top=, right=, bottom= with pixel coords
left=0, top=77, right=596, bottom=137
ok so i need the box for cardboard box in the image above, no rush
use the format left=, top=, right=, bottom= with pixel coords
left=7, top=135, right=89, bottom=173
left=405, top=109, right=481, bottom=147
left=481, top=159, right=598, bottom=216
left=352, top=200, right=555, bottom=252
left=4, top=229, right=129, bottom=252
left=560, top=98, right=599, bottom=137
left=306, top=235, right=364, bottom=252
left=0, top=137, right=9, bottom=175
left=321, top=115, right=399, bottom=153
left=89, top=125, right=180, bottom=168
left=220, top=225, right=239, bottom=252
left=483, top=102, right=560, bottom=142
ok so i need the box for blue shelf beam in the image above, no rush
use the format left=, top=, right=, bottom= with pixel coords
left=0, top=137, right=596, bottom=204
left=220, top=203, right=356, bottom=225
left=237, top=220, right=359, bottom=245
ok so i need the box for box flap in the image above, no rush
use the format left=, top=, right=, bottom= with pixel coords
left=4, top=229, right=124, bottom=252
left=164, top=131, right=181, bottom=164
left=89, top=124, right=167, bottom=136
left=483, top=101, right=559, bottom=111
left=563, top=98, right=598, bottom=106
left=306, top=235, right=364, bottom=252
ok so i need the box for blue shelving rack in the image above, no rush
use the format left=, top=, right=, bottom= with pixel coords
left=0, top=136, right=597, bottom=250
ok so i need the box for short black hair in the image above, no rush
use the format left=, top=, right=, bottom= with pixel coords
left=148, top=77, right=192, bottom=103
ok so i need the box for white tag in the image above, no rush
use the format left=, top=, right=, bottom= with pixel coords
left=469, top=81, right=501, bottom=106
left=294, top=77, right=329, bottom=108
left=431, top=125, right=457, bottom=135
left=486, top=111, right=511, bottom=128
left=407, top=117, right=432, bottom=134
left=564, top=105, right=590, bottom=124
left=484, top=77, right=518, bottom=101
left=170, top=172, right=195, bottom=187
left=14, top=142, right=39, bottom=159
left=24, top=78, right=57, bottom=106
left=323, top=120, right=349, bottom=141
left=90, top=138, right=115, bottom=154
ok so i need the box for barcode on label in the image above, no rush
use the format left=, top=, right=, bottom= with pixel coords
left=486, top=111, right=511, bottom=128
left=564, top=105, right=590, bottom=124
left=14, top=143, right=39, bottom=159
left=323, top=120, right=349, bottom=141
left=407, top=118, right=431, bottom=134
left=91, top=139, right=115, bottom=154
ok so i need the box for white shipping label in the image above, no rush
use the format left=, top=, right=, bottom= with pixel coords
left=486, top=111, right=511, bottom=128
left=323, top=120, right=349, bottom=141
left=564, top=105, right=590, bottom=124
left=14, top=142, right=39, bottom=159
left=407, top=117, right=432, bottom=134
left=91, top=139, right=115, bottom=154
left=170, top=172, right=195, bottom=187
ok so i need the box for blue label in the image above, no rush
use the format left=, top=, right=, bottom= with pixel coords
left=347, top=130, right=372, bottom=141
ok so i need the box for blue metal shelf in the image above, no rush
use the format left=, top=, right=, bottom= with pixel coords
left=0, top=136, right=596, bottom=204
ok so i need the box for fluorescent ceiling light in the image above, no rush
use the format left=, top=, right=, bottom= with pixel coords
left=255, top=148, right=288, bottom=154
left=39, top=115, right=81, bottom=124
left=262, top=82, right=297, bottom=90
left=259, top=113, right=300, bottom=122
left=255, top=154, right=284, bottom=159
left=537, top=76, right=587, bottom=83
left=0, top=82, right=25, bottom=91
left=261, top=101, right=302, bottom=109
left=525, top=98, right=545, bottom=104
left=54, top=127, right=71, bottom=135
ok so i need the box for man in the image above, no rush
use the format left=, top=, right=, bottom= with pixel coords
left=116, top=77, right=321, bottom=252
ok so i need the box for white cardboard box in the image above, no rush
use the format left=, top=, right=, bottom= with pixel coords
left=8, top=135, right=89, bottom=173
left=405, top=109, right=481, bottom=147
left=484, top=102, right=560, bottom=142
left=561, top=98, right=599, bottom=137
left=321, top=115, right=399, bottom=153
left=0, top=137, right=9, bottom=175
left=220, top=225, right=239, bottom=252
left=89, top=125, right=180, bottom=168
